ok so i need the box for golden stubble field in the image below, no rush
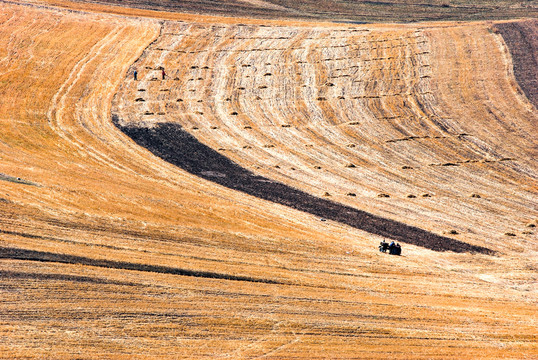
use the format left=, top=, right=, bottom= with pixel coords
left=0, top=0, right=536, bottom=358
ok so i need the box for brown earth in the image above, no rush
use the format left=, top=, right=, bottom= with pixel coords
left=68, top=0, right=538, bottom=23
left=495, top=19, right=538, bottom=109
left=0, top=0, right=537, bottom=359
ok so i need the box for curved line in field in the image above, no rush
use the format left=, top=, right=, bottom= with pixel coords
left=0, top=246, right=286, bottom=284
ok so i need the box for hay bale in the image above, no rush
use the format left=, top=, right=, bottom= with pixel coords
left=407, top=194, right=417, bottom=198
left=345, top=163, right=356, bottom=168
left=448, top=230, right=459, bottom=235
left=422, top=193, right=432, bottom=198
left=346, top=193, right=356, bottom=197
left=135, top=98, right=145, bottom=102
left=230, top=111, right=238, bottom=115
left=504, top=232, right=516, bottom=237
left=401, top=165, right=413, bottom=169
left=322, top=192, right=331, bottom=197
left=470, top=193, right=481, bottom=198
left=281, top=124, right=291, bottom=128
left=377, top=193, right=390, bottom=198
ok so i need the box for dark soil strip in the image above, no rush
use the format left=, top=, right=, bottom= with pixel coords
left=0, top=247, right=285, bottom=285
left=114, top=119, right=493, bottom=254
left=64, top=0, right=538, bottom=23
left=495, top=20, right=538, bottom=109
left=0, top=270, right=142, bottom=287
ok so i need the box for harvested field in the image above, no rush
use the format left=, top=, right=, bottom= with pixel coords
left=114, top=19, right=537, bottom=256
left=0, top=0, right=537, bottom=359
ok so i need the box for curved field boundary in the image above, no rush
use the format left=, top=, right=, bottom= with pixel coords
left=495, top=19, right=538, bottom=109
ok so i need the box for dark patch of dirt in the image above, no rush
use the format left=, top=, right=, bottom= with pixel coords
left=114, top=119, right=493, bottom=254
left=70, top=0, right=538, bottom=23
left=495, top=19, right=538, bottom=109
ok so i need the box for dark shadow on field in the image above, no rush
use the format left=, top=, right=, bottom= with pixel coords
left=113, top=119, right=493, bottom=254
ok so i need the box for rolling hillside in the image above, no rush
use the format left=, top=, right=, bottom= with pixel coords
left=0, top=0, right=536, bottom=358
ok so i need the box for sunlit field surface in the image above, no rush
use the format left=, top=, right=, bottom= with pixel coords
left=0, top=0, right=536, bottom=358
